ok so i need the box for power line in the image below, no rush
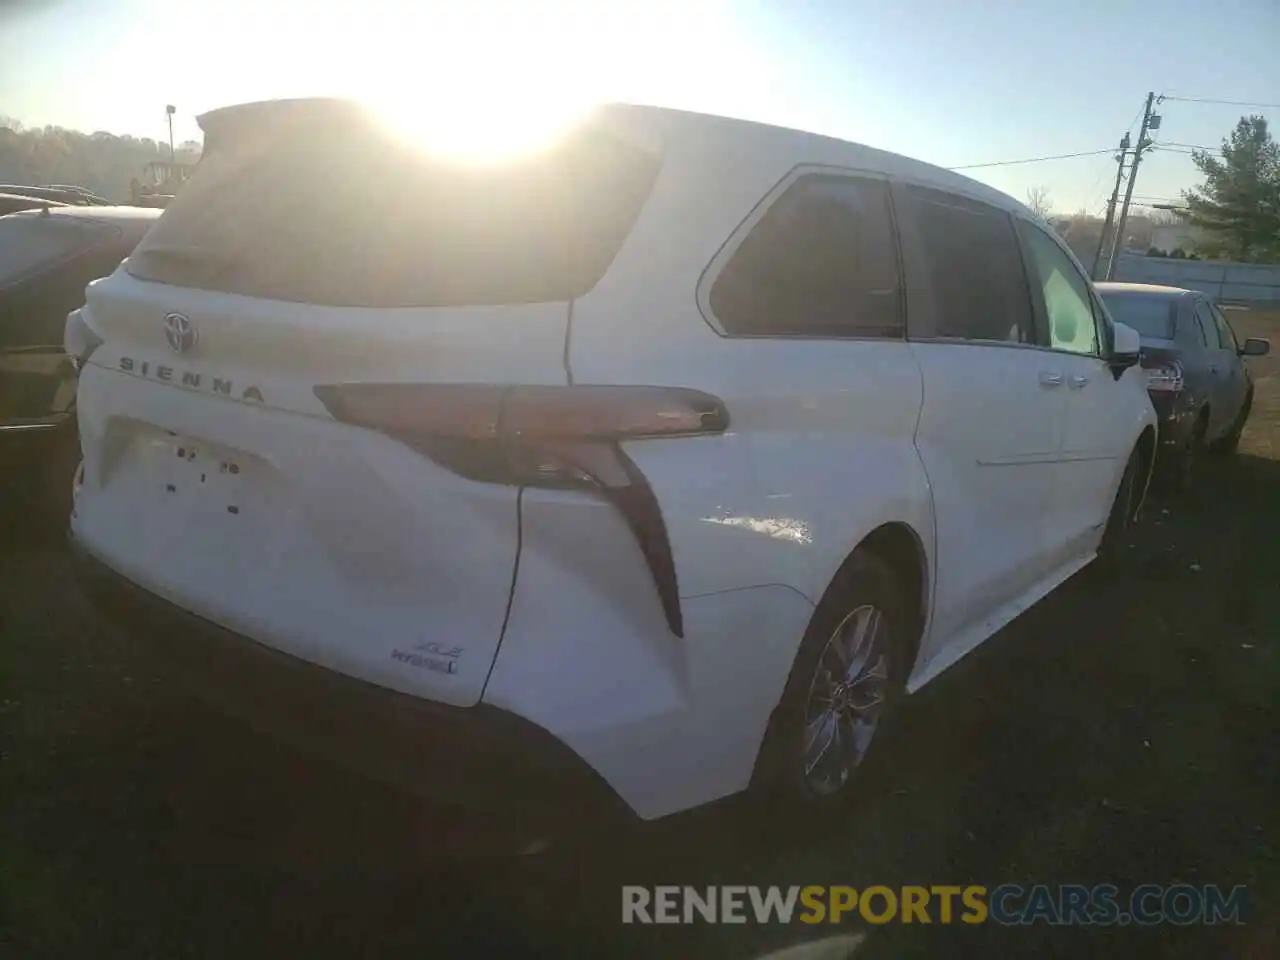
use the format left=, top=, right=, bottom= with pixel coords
left=1082, top=146, right=1124, bottom=211
left=1123, top=104, right=1146, bottom=138
left=948, top=148, right=1115, bottom=170
left=1159, top=95, right=1280, bottom=110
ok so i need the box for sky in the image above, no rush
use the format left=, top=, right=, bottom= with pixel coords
left=1, top=0, right=1277, bottom=215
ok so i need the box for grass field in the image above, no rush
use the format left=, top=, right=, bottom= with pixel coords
left=3, top=312, right=1278, bottom=959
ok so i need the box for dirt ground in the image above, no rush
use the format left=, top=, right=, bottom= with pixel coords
left=2, top=311, right=1278, bottom=959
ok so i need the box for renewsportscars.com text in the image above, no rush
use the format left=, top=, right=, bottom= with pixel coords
left=621, top=884, right=1248, bottom=926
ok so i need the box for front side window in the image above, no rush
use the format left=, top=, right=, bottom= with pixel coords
left=907, top=187, right=1033, bottom=344
left=1090, top=290, right=1115, bottom=355
left=709, top=174, right=902, bottom=338
left=1175, top=304, right=1208, bottom=347
left=1210, top=304, right=1239, bottom=352
left=1017, top=220, right=1099, bottom=356
left=1194, top=301, right=1223, bottom=349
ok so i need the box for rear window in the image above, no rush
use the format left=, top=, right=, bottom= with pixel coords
left=126, top=118, right=662, bottom=308
left=0, top=216, right=114, bottom=289
left=1099, top=294, right=1177, bottom=340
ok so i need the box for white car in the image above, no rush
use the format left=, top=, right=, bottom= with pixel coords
left=66, top=99, right=1156, bottom=829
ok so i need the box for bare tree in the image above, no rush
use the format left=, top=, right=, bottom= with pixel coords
left=0, top=121, right=201, bottom=201
left=1025, top=185, right=1053, bottom=219
left=1144, top=207, right=1184, bottom=227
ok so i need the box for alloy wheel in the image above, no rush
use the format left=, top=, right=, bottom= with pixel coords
left=802, top=603, right=890, bottom=796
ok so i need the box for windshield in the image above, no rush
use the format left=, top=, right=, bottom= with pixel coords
left=1099, top=293, right=1178, bottom=340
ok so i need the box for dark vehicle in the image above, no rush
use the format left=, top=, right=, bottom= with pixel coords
left=1097, top=282, right=1270, bottom=489
left=0, top=184, right=112, bottom=206
left=0, top=205, right=160, bottom=529
left=0, top=192, right=71, bottom=217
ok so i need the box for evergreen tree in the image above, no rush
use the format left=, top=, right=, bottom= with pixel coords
left=1183, top=116, right=1280, bottom=263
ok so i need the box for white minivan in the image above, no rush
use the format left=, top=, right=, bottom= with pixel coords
left=67, top=99, right=1156, bottom=829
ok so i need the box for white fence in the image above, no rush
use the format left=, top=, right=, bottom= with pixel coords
left=1113, top=255, right=1280, bottom=303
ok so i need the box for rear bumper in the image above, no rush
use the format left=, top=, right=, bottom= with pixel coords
left=68, top=535, right=636, bottom=835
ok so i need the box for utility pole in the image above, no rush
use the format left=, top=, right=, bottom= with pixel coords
left=1105, top=92, right=1160, bottom=281
left=1091, top=132, right=1131, bottom=279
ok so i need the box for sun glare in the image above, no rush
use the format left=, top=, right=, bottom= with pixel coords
left=323, top=1, right=739, bottom=164
left=371, top=91, right=598, bottom=164
left=356, top=8, right=606, bottom=166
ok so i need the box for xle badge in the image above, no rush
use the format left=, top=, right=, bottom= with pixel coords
left=391, top=643, right=462, bottom=675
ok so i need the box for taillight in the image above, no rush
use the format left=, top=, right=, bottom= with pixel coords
left=1141, top=358, right=1184, bottom=393
left=314, top=383, right=731, bottom=638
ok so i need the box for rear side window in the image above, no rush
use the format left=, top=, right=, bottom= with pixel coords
left=0, top=216, right=114, bottom=289
left=907, top=187, right=1033, bottom=344
left=127, top=120, right=661, bottom=308
left=709, top=174, right=902, bottom=338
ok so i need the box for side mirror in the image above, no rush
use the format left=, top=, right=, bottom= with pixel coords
left=1109, top=321, right=1142, bottom=379
left=1240, top=337, right=1270, bottom=357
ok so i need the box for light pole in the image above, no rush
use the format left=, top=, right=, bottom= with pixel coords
left=165, top=104, right=176, bottom=163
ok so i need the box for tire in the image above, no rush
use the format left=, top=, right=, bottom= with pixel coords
left=1209, top=390, right=1251, bottom=456
left=1158, top=414, right=1206, bottom=495
left=1095, top=445, right=1144, bottom=567
left=755, top=552, right=908, bottom=812
left=39, top=425, right=82, bottom=531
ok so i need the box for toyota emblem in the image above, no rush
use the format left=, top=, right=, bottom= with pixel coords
left=163, top=312, right=197, bottom=354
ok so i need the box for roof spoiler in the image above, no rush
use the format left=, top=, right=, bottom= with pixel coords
left=195, top=98, right=640, bottom=155
left=197, top=98, right=372, bottom=152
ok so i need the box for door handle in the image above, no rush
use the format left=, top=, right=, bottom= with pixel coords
left=1069, top=375, right=1090, bottom=389
left=1039, top=371, right=1064, bottom=387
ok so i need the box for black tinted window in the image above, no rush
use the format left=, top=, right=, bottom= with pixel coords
left=709, top=175, right=901, bottom=338
left=127, top=119, right=661, bottom=308
left=909, top=187, right=1033, bottom=343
